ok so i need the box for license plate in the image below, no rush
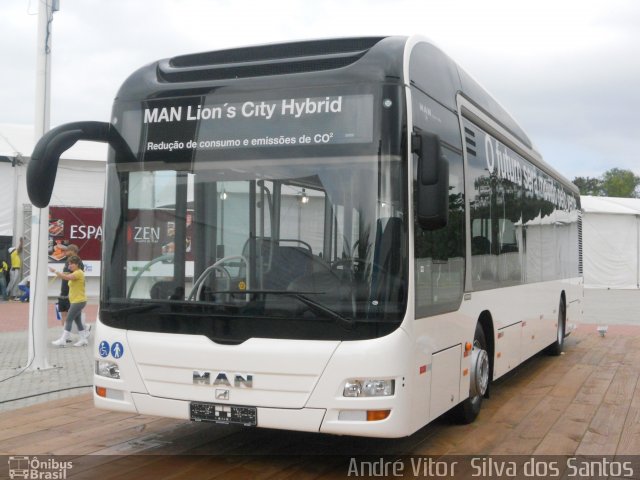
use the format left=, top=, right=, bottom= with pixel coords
left=190, top=402, right=257, bottom=426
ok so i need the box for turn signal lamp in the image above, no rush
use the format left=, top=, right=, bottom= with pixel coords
left=366, top=410, right=391, bottom=421
left=95, top=386, right=124, bottom=401
left=338, top=409, right=392, bottom=422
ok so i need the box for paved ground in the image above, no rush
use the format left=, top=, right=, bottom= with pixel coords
left=0, top=287, right=637, bottom=414
left=583, top=287, right=640, bottom=325
left=0, top=301, right=97, bottom=412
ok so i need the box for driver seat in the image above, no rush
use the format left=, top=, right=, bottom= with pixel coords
left=264, top=246, right=314, bottom=290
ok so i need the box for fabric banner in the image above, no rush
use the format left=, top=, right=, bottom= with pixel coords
left=48, top=206, right=103, bottom=262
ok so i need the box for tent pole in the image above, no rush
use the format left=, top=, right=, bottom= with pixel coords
left=636, top=215, right=640, bottom=288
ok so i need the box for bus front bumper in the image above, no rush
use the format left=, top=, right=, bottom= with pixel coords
left=93, top=390, right=405, bottom=437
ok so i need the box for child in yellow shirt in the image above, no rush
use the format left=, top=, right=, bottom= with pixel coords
left=50, top=256, right=90, bottom=347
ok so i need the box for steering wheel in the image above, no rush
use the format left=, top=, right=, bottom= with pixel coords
left=126, top=253, right=174, bottom=299
left=194, top=265, right=232, bottom=302
left=188, top=255, right=248, bottom=302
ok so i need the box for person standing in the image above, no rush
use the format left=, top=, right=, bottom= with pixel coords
left=6, top=237, right=23, bottom=299
left=0, top=258, right=8, bottom=301
left=50, top=256, right=90, bottom=347
left=57, top=244, right=88, bottom=332
left=18, top=275, right=31, bottom=302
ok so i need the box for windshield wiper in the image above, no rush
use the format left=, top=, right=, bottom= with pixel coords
left=212, top=289, right=355, bottom=329
left=285, top=292, right=355, bottom=330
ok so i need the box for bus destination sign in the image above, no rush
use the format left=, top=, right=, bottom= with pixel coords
left=141, top=93, right=374, bottom=157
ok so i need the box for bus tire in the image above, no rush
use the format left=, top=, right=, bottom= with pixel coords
left=547, top=297, right=566, bottom=356
left=452, top=323, right=489, bottom=424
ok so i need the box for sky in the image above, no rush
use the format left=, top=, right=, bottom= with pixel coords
left=1, top=0, right=639, bottom=181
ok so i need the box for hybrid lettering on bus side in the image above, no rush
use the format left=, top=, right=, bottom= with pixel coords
left=143, top=96, right=344, bottom=124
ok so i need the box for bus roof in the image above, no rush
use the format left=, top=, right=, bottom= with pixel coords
left=114, top=36, right=576, bottom=194
left=117, top=36, right=525, bottom=145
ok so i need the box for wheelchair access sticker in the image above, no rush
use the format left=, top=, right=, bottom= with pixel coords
left=98, top=340, right=124, bottom=359
left=98, top=341, right=110, bottom=358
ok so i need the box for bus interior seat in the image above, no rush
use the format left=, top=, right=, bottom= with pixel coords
left=287, top=269, right=340, bottom=294
left=243, top=238, right=322, bottom=290
left=264, top=246, right=314, bottom=290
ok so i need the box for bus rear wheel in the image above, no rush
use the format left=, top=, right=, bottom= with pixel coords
left=452, top=323, right=489, bottom=424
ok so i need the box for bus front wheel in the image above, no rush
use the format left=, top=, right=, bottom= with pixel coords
left=452, top=323, right=489, bottom=424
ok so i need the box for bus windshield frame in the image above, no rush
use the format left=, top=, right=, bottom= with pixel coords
left=100, top=82, right=409, bottom=343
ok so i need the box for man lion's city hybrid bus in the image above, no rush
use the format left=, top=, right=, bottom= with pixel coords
left=28, top=36, right=581, bottom=438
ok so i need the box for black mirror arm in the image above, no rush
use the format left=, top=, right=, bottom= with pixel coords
left=27, top=121, right=128, bottom=208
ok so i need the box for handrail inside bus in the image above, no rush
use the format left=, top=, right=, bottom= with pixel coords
left=126, top=253, right=175, bottom=299
left=188, top=255, right=250, bottom=302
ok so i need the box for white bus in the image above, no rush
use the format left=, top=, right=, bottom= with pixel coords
left=28, top=36, right=581, bottom=438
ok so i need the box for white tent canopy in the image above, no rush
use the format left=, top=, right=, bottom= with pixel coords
left=581, top=195, right=640, bottom=289
left=0, top=123, right=107, bottom=236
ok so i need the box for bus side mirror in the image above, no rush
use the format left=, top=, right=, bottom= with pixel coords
left=27, top=121, right=125, bottom=208
left=412, top=131, right=449, bottom=230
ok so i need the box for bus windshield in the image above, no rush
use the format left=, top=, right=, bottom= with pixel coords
left=100, top=83, right=408, bottom=342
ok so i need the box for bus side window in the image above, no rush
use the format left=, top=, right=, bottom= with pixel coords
left=467, top=125, right=525, bottom=290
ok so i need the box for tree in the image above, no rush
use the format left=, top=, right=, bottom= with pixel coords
left=572, top=176, right=603, bottom=196
left=601, top=168, right=640, bottom=198
left=573, top=169, right=640, bottom=198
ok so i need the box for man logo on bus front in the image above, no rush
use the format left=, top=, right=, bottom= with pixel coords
left=216, top=389, right=230, bottom=400
left=193, top=371, right=253, bottom=388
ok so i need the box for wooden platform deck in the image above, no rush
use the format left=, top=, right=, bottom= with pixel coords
left=2, top=324, right=640, bottom=478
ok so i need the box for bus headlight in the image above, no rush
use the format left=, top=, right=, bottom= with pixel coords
left=96, top=360, right=120, bottom=379
left=343, top=379, right=395, bottom=397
